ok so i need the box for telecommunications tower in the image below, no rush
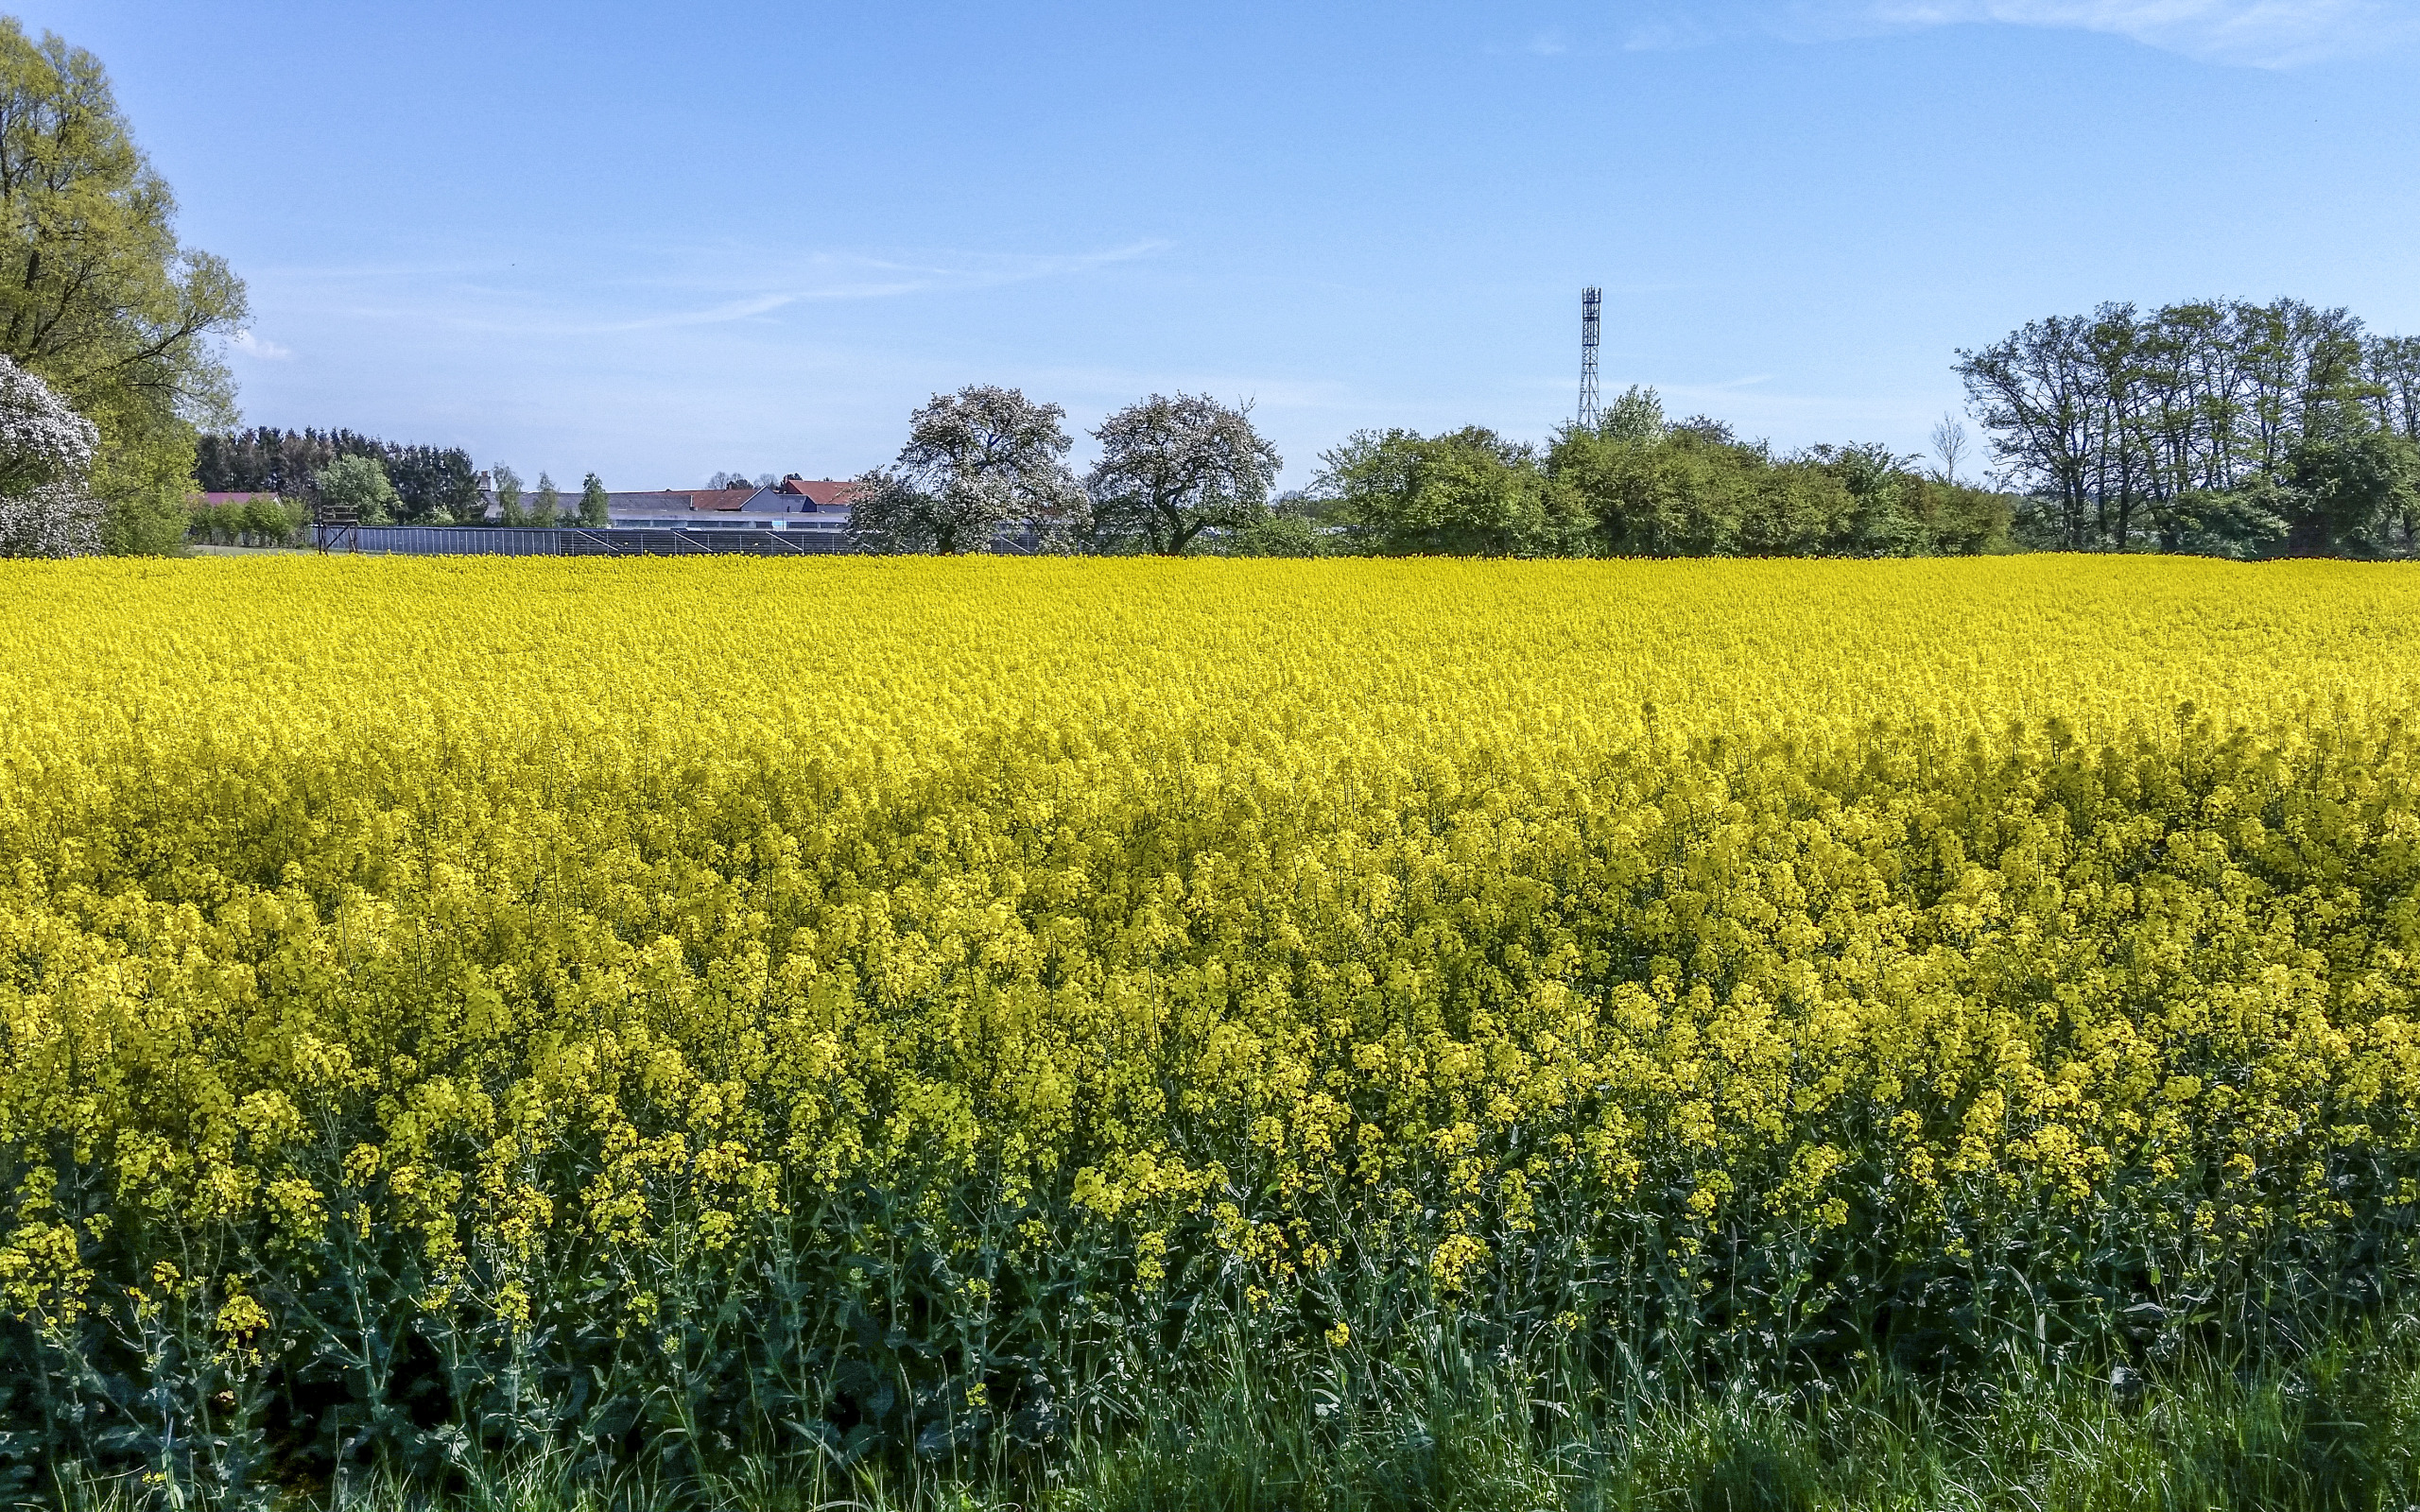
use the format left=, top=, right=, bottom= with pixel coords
left=1579, top=286, right=1602, bottom=429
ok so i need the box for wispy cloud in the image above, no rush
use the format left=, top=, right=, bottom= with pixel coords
left=253, top=239, right=1172, bottom=341
left=1844, top=0, right=2411, bottom=65
left=1619, top=0, right=2414, bottom=64
left=593, top=292, right=814, bottom=333
left=229, top=329, right=294, bottom=360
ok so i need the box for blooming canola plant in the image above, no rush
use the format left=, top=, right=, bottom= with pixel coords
left=1, top=555, right=2417, bottom=1480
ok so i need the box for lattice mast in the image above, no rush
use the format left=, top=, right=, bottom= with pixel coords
left=1579, top=287, right=1602, bottom=429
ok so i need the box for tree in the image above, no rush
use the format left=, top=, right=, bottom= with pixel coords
left=382, top=443, right=481, bottom=523
left=1223, top=511, right=1324, bottom=557
left=532, top=472, right=561, bottom=526
left=1899, top=476, right=2015, bottom=556
left=1322, top=427, right=1573, bottom=557
left=1601, top=385, right=1668, bottom=444
left=238, top=492, right=299, bottom=546
left=1551, top=425, right=1860, bottom=558
left=0, top=21, right=247, bottom=554
left=1802, top=442, right=1931, bottom=556
left=2274, top=425, right=2419, bottom=554
left=2160, top=487, right=2287, bottom=558
left=196, top=429, right=482, bottom=523
left=1929, top=414, right=1968, bottom=486
left=1961, top=297, right=2419, bottom=556
left=1086, top=393, right=1281, bottom=555
left=851, top=385, right=1086, bottom=554
left=1220, top=490, right=1332, bottom=557
left=0, top=353, right=99, bottom=556
left=493, top=464, right=525, bottom=526
left=195, top=426, right=331, bottom=495
left=1957, top=314, right=2100, bottom=550
left=2366, top=335, right=2420, bottom=550
left=313, top=454, right=397, bottom=525
left=579, top=472, right=610, bottom=525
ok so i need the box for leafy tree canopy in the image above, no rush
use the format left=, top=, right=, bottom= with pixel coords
left=311, top=454, right=398, bottom=525
left=0, top=20, right=246, bottom=553
left=492, top=463, right=524, bottom=527
left=1958, top=297, right=2420, bottom=555
left=1321, top=426, right=1576, bottom=558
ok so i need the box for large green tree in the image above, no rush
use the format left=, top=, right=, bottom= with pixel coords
left=311, top=454, right=397, bottom=525
left=1320, top=426, right=1573, bottom=557
left=0, top=21, right=246, bottom=554
left=1549, top=422, right=1861, bottom=558
left=2273, top=424, right=2420, bottom=555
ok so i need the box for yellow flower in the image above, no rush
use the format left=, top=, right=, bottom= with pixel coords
left=0, top=555, right=2413, bottom=1372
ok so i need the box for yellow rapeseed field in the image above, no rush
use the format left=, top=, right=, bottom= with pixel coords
left=3, top=554, right=2418, bottom=1473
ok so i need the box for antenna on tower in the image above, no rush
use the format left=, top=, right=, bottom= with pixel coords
left=1579, top=287, right=1602, bottom=429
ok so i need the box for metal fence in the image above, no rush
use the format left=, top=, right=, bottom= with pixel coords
left=328, top=526, right=861, bottom=557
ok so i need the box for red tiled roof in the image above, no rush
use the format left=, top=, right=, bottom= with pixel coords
left=618, top=482, right=855, bottom=512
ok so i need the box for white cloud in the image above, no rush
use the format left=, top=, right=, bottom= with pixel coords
left=1619, top=0, right=2413, bottom=64
left=1842, top=0, right=2411, bottom=65
left=229, top=329, right=294, bottom=359
left=221, top=236, right=1185, bottom=486
left=239, top=239, right=1172, bottom=347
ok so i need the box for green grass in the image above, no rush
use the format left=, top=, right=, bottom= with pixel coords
left=36, top=1318, right=2420, bottom=1512
left=1040, top=1329, right=2420, bottom=1512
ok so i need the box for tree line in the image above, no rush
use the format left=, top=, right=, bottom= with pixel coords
left=1960, top=298, right=2420, bottom=556
left=0, top=4, right=2406, bottom=567
left=197, top=428, right=485, bottom=523
left=490, top=463, right=609, bottom=527
left=196, top=432, right=619, bottom=529
left=858, top=296, right=2419, bottom=562
left=849, top=385, right=2014, bottom=558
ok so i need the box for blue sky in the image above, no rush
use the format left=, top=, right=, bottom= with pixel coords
left=25, top=0, right=2420, bottom=490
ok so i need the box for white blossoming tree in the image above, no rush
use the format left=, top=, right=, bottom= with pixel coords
left=851, top=385, right=1088, bottom=554
left=0, top=355, right=102, bottom=558
left=1087, top=393, right=1282, bottom=555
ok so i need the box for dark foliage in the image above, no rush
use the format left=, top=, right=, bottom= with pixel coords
left=197, top=429, right=483, bottom=524
left=1958, top=298, right=2420, bottom=557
